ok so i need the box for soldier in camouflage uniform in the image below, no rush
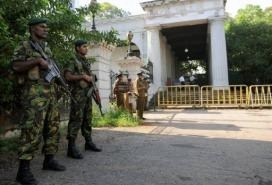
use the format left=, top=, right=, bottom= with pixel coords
left=12, top=18, right=65, bottom=185
left=125, top=78, right=134, bottom=114
left=113, top=72, right=129, bottom=108
left=64, top=40, right=101, bottom=160
left=134, top=72, right=147, bottom=120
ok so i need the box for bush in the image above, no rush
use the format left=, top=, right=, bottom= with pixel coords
left=0, top=1, right=126, bottom=113
left=0, top=136, right=19, bottom=153
left=92, top=103, right=140, bottom=127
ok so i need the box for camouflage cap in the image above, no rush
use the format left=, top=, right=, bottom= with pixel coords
left=74, top=39, right=88, bottom=47
left=28, top=18, right=48, bottom=26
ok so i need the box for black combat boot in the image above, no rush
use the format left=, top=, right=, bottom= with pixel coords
left=42, top=155, right=66, bottom=171
left=85, top=138, right=102, bottom=152
left=67, top=138, right=83, bottom=159
left=16, top=160, right=38, bottom=185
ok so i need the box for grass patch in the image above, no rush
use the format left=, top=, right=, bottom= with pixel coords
left=92, top=103, right=140, bottom=127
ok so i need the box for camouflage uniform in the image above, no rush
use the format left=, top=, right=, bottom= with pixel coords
left=124, top=79, right=134, bottom=114
left=143, top=78, right=149, bottom=110
left=113, top=78, right=128, bottom=108
left=135, top=77, right=147, bottom=119
left=65, top=54, right=92, bottom=140
left=13, top=39, right=60, bottom=160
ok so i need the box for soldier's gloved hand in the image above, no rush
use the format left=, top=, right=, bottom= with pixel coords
left=82, top=74, right=92, bottom=82
left=37, top=58, right=48, bottom=69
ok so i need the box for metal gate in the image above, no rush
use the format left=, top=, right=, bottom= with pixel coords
left=157, top=85, right=272, bottom=108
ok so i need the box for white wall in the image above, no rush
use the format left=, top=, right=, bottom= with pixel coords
left=86, top=15, right=147, bottom=58
left=160, top=34, right=168, bottom=86
left=84, top=0, right=229, bottom=103
left=142, top=0, right=226, bottom=27
left=87, top=44, right=114, bottom=109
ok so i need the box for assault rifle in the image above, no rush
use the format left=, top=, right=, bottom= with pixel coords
left=29, top=41, right=77, bottom=103
left=81, top=61, right=104, bottom=116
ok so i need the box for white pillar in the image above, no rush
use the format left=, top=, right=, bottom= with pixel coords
left=160, top=35, right=167, bottom=85
left=87, top=43, right=115, bottom=110
left=147, top=27, right=163, bottom=88
left=209, top=17, right=229, bottom=86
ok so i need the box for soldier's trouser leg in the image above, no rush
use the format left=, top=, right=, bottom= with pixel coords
left=67, top=91, right=87, bottom=157
left=42, top=99, right=60, bottom=155
left=18, top=92, right=48, bottom=160
left=136, top=97, right=145, bottom=119
left=67, top=101, right=84, bottom=139
left=82, top=98, right=92, bottom=139
left=82, top=99, right=101, bottom=152
left=17, top=84, right=49, bottom=184
left=144, top=96, right=148, bottom=110
left=116, top=93, right=125, bottom=108
left=41, top=96, right=65, bottom=171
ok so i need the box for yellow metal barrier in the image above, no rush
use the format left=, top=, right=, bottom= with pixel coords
left=249, top=85, right=272, bottom=107
left=156, top=84, right=272, bottom=108
left=157, top=85, right=201, bottom=108
left=201, top=85, right=248, bottom=108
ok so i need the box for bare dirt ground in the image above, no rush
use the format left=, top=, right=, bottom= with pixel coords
left=1, top=109, right=272, bottom=185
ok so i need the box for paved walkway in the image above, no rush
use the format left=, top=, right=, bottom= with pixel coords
left=1, top=109, right=272, bottom=185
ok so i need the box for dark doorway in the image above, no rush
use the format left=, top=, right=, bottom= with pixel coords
left=161, top=24, right=208, bottom=85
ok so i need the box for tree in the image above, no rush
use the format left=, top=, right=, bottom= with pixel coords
left=225, top=5, right=272, bottom=85
left=96, top=2, right=131, bottom=19
left=0, top=0, right=124, bottom=112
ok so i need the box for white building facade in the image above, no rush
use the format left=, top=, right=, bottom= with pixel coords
left=85, top=0, right=229, bottom=108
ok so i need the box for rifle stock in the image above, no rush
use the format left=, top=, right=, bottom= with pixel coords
left=81, top=60, right=104, bottom=116
left=86, top=77, right=104, bottom=116
left=92, top=90, right=104, bottom=116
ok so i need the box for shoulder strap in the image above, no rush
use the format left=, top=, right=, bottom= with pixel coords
left=77, top=58, right=91, bottom=75
left=28, top=40, right=48, bottom=60
left=22, top=41, right=33, bottom=56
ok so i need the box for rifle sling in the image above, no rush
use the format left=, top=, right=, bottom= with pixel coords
left=29, top=41, right=49, bottom=60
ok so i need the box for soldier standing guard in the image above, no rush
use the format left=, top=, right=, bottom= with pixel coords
left=134, top=72, right=147, bottom=120
left=64, top=40, right=101, bottom=160
left=12, top=18, right=65, bottom=185
left=113, top=72, right=128, bottom=108
left=125, top=78, right=134, bottom=114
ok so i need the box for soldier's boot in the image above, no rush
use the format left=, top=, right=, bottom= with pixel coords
left=67, top=138, right=83, bottom=159
left=16, top=160, right=38, bottom=185
left=85, top=138, right=102, bottom=152
left=42, top=155, right=66, bottom=171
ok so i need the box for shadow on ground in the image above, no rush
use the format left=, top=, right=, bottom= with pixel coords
left=1, top=125, right=272, bottom=185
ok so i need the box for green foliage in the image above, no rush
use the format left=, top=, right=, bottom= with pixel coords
left=225, top=5, right=272, bottom=85
left=0, top=78, right=13, bottom=108
left=177, top=60, right=206, bottom=76
left=0, top=0, right=125, bottom=111
left=92, top=104, right=139, bottom=127
left=96, top=2, right=131, bottom=19
left=0, top=136, right=19, bottom=153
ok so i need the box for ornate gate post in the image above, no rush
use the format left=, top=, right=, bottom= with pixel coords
left=87, top=42, right=115, bottom=109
